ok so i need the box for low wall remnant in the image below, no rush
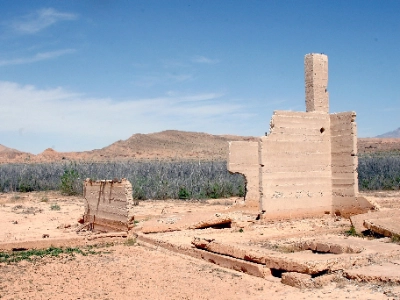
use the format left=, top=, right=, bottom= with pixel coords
left=82, top=178, right=135, bottom=231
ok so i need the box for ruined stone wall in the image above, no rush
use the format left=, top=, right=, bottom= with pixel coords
left=330, top=112, right=359, bottom=214
left=259, top=111, right=332, bottom=218
left=227, top=53, right=373, bottom=218
left=83, top=179, right=135, bottom=231
left=228, top=141, right=259, bottom=207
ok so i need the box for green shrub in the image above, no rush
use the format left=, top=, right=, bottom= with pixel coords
left=178, top=187, right=190, bottom=199
left=238, top=185, right=245, bottom=197
left=60, top=168, right=80, bottom=195
left=344, top=226, right=359, bottom=237
left=18, top=181, right=34, bottom=193
left=0, top=246, right=101, bottom=263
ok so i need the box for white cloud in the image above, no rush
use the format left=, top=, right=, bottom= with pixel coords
left=11, top=8, right=77, bottom=34
left=0, top=49, right=76, bottom=66
left=0, top=81, right=245, bottom=152
left=192, top=56, right=219, bottom=64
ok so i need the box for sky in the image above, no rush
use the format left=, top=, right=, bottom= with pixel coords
left=0, top=0, right=399, bottom=154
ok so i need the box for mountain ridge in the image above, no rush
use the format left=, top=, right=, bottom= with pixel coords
left=376, top=127, right=400, bottom=138
left=1, top=130, right=400, bottom=163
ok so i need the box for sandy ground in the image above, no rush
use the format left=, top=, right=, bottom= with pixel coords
left=1, top=191, right=400, bottom=299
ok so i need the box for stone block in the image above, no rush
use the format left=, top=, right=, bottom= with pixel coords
left=344, top=263, right=400, bottom=283
left=142, top=212, right=232, bottom=234
left=349, top=209, right=398, bottom=234
left=281, top=272, right=313, bottom=289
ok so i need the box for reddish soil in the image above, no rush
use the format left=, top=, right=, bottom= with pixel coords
left=1, top=191, right=400, bottom=299
left=358, top=138, right=400, bottom=155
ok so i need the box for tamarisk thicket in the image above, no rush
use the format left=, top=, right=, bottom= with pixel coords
left=358, top=155, right=400, bottom=190
left=1, top=155, right=399, bottom=199
left=0, top=161, right=245, bottom=199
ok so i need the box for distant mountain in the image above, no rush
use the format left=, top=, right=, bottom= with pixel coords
left=0, top=144, right=31, bottom=161
left=0, top=130, right=259, bottom=163
left=96, top=130, right=258, bottom=161
left=376, top=128, right=400, bottom=138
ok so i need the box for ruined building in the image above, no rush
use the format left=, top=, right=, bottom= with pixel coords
left=228, top=53, right=373, bottom=219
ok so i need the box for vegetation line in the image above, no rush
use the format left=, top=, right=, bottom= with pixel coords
left=0, top=155, right=398, bottom=199
left=0, top=161, right=245, bottom=199
left=0, top=246, right=100, bottom=263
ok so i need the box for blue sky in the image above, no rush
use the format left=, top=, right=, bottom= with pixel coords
left=0, top=1, right=399, bottom=154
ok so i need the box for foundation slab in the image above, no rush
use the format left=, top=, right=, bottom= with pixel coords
left=344, top=262, right=400, bottom=283
left=350, top=209, right=400, bottom=234
left=364, top=217, right=400, bottom=237
left=141, top=212, right=232, bottom=233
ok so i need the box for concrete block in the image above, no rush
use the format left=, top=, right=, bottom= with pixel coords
left=281, top=272, right=313, bottom=289
left=305, top=53, right=329, bottom=113
left=364, top=216, right=400, bottom=237
left=299, top=240, right=364, bottom=254
left=198, top=249, right=271, bottom=278
left=344, top=263, right=400, bottom=283
left=349, top=209, right=398, bottom=234
left=83, top=178, right=135, bottom=231
left=142, top=212, right=232, bottom=234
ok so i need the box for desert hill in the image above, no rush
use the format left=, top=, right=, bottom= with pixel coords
left=0, top=130, right=258, bottom=163
left=1, top=130, right=400, bottom=164
left=0, top=144, right=29, bottom=161
left=95, top=130, right=257, bottom=161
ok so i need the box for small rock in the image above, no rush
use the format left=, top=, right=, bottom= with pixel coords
left=42, top=234, right=50, bottom=238
left=12, top=220, right=18, bottom=224
left=57, top=223, right=71, bottom=229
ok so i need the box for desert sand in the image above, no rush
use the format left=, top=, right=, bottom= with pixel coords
left=1, top=191, right=400, bottom=299
left=1, top=131, right=400, bottom=299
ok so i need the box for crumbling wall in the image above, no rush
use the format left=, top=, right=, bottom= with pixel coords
left=228, top=141, right=259, bottom=207
left=228, top=53, right=374, bottom=218
left=259, top=111, right=332, bottom=218
left=330, top=112, right=373, bottom=215
left=83, top=178, right=135, bottom=231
